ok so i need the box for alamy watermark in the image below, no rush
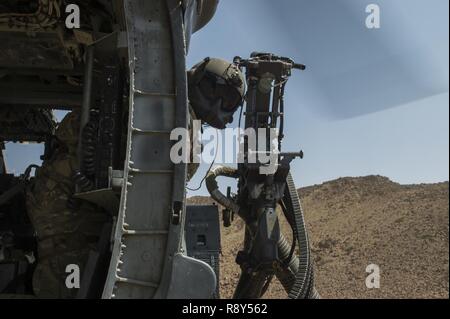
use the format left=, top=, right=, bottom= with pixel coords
left=65, top=4, right=80, bottom=29
left=170, top=121, right=280, bottom=175
left=366, top=4, right=381, bottom=29
left=365, top=264, right=381, bottom=289
left=65, top=264, right=80, bottom=289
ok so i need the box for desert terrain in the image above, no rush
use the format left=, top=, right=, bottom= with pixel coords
left=189, top=175, right=449, bottom=299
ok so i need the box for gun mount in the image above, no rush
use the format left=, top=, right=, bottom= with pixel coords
left=206, top=52, right=319, bottom=299
left=0, top=1, right=318, bottom=300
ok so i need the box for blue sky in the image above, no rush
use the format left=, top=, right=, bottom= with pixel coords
left=185, top=0, right=449, bottom=194
left=3, top=0, right=449, bottom=196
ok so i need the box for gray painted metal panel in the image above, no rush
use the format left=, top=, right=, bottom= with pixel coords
left=102, top=0, right=176, bottom=298
left=185, top=205, right=221, bottom=298
left=102, top=0, right=216, bottom=299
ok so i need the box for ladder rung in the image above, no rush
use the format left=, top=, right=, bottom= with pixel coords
left=115, top=276, right=159, bottom=288
left=131, top=127, right=171, bottom=135
left=134, top=89, right=176, bottom=97
left=129, top=168, right=173, bottom=174
left=122, top=229, right=169, bottom=236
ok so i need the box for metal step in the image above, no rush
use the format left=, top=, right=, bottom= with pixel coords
left=102, top=0, right=216, bottom=299
left=101, top=0, right=178, bottom=299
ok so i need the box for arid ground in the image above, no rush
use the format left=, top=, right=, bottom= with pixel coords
left=189, top=175, right=449, bottom=299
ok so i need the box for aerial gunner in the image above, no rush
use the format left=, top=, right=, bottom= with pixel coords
left=25, top=112, right=107, bottom=298
left=188, top=57, right=245, bottom=130
left=24, top=57, right=245, bottom=298
left=187, top=57, right=246, bottom=179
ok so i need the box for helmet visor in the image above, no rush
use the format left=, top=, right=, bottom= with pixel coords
left=198, top=74, right=242, bottom=112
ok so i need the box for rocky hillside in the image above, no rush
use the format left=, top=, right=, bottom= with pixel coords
left=188, top=176, right=449, bottom=299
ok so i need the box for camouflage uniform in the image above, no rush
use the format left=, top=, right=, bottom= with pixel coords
left=23, top=57, right=242, bottom=298
left=26, top=108, right=195, bottom=298
left=26, top=112, right=107, bottom=298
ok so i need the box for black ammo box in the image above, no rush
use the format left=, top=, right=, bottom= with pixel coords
left=185, top=205, right=221, bottom=298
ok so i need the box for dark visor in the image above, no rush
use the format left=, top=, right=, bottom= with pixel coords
left=199, top=73, right=242, bottom=112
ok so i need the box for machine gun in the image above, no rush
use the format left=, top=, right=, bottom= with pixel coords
left=206, top=52, right=319, bottom=299
left=0, top=1, right=316, bottom=299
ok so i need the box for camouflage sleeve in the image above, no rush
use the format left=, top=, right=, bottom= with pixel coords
left=26, top=111, right=107, bottom=298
